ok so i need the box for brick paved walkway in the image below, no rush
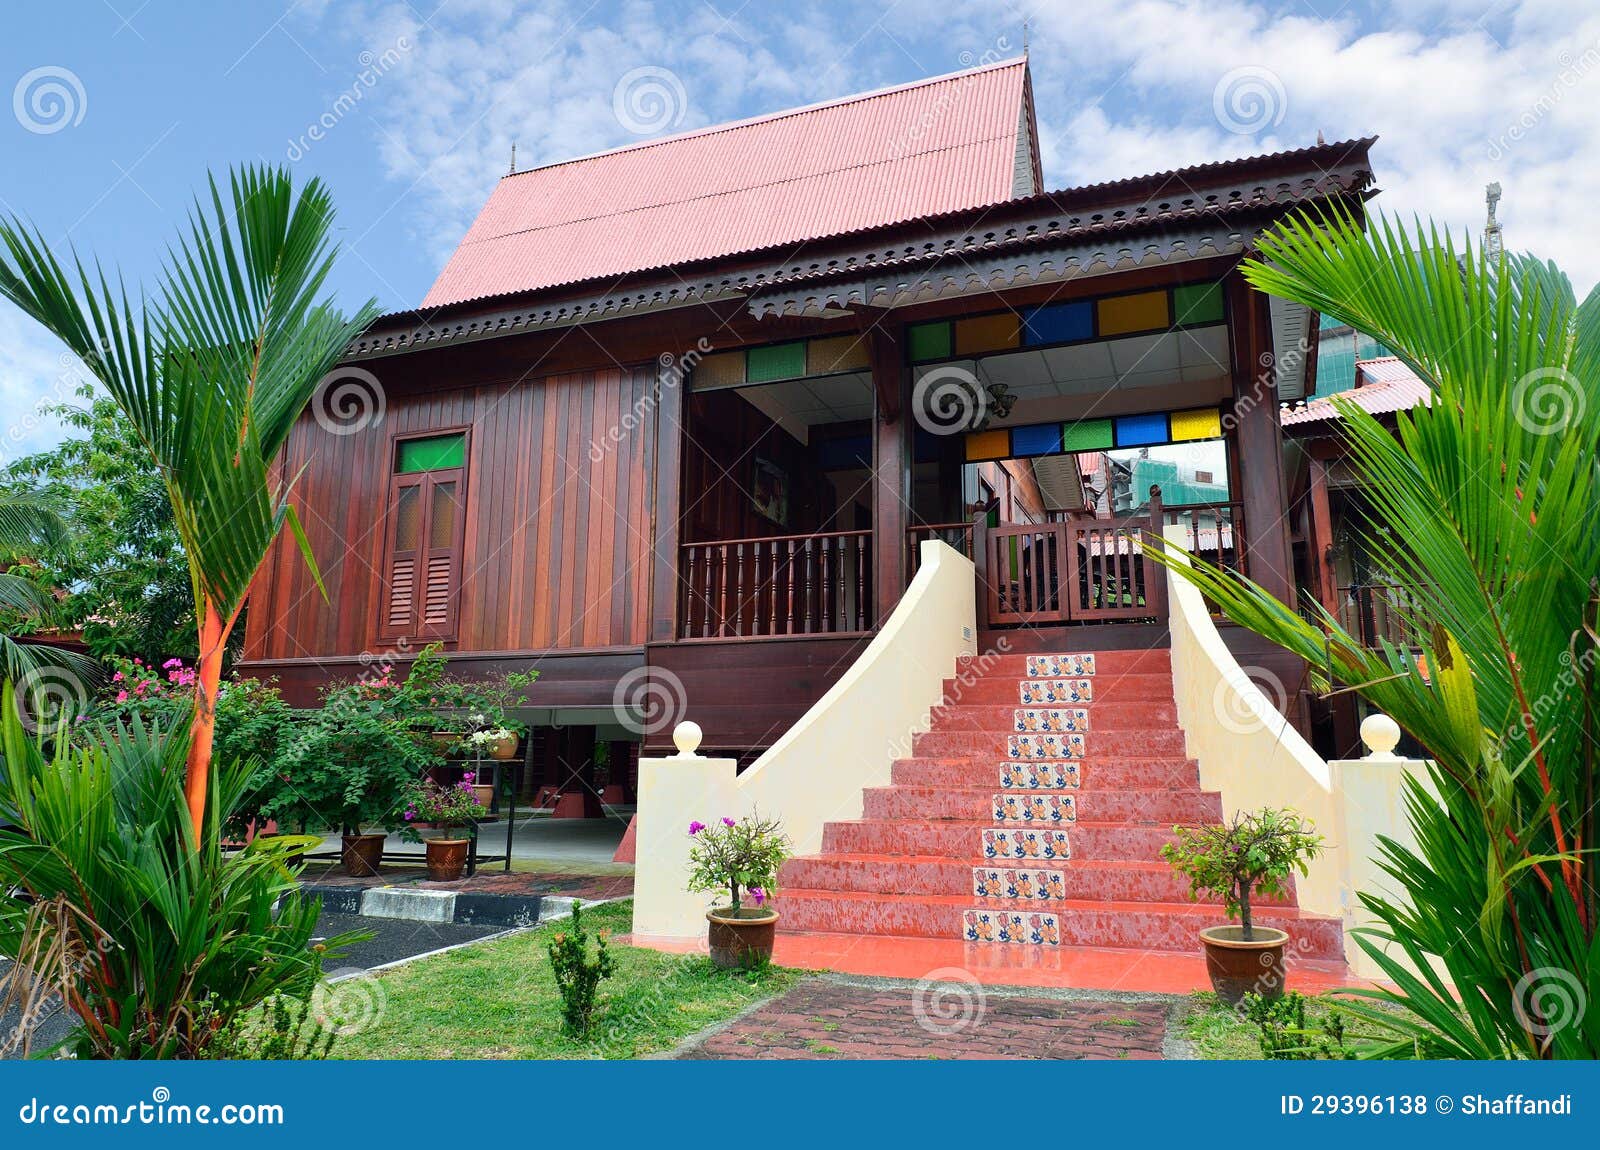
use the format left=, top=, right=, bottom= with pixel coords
left=677, top=978, right=1169, bottom=1060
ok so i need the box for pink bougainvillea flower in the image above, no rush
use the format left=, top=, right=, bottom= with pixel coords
left=749, top=886, right=767, bottom=906
left=115, top=690, right=128, bottom=703
left=688, top=821, right=706, bottom=836
left=721, top=817, right=736, bottom=827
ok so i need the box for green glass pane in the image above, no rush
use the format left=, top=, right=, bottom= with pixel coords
left=746, top=342, right=807, bottom=383
left=907, top=322, right=952, bottom=363
left=1061, top=419, right=1113, bottom=451
left=1172, top=282, right=1224, bottom=326
left=396, top=434, right=465, bottom=473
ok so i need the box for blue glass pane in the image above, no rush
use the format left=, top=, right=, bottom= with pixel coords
left=1114, top=412, right=1169, bottom=447
left=1009, top=423, right=1063, bottom=457
left=1022, top=302, right=1094, bottom=346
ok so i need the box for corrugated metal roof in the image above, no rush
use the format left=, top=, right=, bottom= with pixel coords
left=421, top=58, right=1033, bottom=309
left=1282, top=356, right=1431, bottom=426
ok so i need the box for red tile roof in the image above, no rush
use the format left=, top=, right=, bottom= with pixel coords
left=1281, top=356, right=1431, bottom=427
left=421, top=58, right=1037, bottom=310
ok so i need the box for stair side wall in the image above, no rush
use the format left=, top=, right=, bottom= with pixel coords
left=633, top=540, right=977, bottom=940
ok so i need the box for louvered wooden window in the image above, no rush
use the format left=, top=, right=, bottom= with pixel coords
left=379, top=431, right=467, bottom=642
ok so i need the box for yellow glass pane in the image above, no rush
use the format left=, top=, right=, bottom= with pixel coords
left=806, top=334, right=870, bottom=375
left=428, top=481, right=458, bottom=550
left=964, top=429, right=1010, bottom=461
left=690, top=350, right=747, bottom=389
left=393, top=485, right=421, bottom=551
left=1097, top=291, right=1170, bottom=336
left=954, top=313, right=1021, bottom=356
left=1169, top=407, right=1223, bottom=441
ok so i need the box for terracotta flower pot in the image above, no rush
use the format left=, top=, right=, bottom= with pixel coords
left=706, top=907, right=779, bottom=970
left=472, top=784, right=494, bottom=809
left=340, top=832, right=385, bottom=877
left=430, top=731, right=458, bottom=752
left=425, top=836, right=470, bottom=882
left=487, top=734, right=519, bottom=761
left=1200, top=924, right=1289, bottom=1006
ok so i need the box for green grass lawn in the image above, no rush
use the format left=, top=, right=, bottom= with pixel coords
left=1181, top=990, right=1408, bottom=1059
left=335, top=900, right=801, bottom=1059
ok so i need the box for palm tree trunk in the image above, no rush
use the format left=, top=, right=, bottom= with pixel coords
left=184, top=601, right=226, bottom=843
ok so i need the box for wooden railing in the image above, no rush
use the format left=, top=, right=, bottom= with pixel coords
left=1156, top=501, right=1247, bottom=579
left=979, top=491, right=1167, bottom=625
left=679, top=529, right=873, bottom=639
left=904, top=521, right=975, bottom=582
left=1336, top=582, right=1423, bottom=648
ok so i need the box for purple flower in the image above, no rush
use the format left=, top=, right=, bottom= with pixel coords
left=721, top=817, right=736, bottom=828
left=688, top=821, right=706, bottom=836
left=748, top=886, right=767, bottom=906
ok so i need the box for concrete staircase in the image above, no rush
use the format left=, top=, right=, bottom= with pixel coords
left=777, top=648, right=1344, bottom=958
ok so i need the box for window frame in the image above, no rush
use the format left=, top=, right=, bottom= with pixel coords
left=376, top=426, right=471, bottom=645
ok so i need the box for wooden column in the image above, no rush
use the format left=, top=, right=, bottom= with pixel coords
left=1226, top=275, right=1296, bottom=607
left=1306, top=451, right=1338, bottom=615
left=869, top=323, right=909, bottom=626
left=649, top=360, right=686, bottom=642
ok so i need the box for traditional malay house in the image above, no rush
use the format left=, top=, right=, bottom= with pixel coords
left=240, top=59, right=1378, bottom=963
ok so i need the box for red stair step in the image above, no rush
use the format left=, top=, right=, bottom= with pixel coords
left=774, top=890, right=1343, bottom=959
left=861, top=785, right=1221, bottom=824
left=975, top=651, right=1171, bottom=677
left=927, top=702, right=1178, bottom=730
left=821, top=818, right=1186, bottom=859
left=913, top=729, right=1188, bottom=758
left=891, top=756, right=1202, bottom=790
left=942, top=672, right=1174, bottom=706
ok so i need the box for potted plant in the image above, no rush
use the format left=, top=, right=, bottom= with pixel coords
left=464, top=725, right=520, bottom=762
left=686, top=812, right=791, bottom=969
left=1161, top=807, right=1324, bottom=1005
left=400, top=776, right=486, bottom=881
left=263, top=676, right=432, bottom=876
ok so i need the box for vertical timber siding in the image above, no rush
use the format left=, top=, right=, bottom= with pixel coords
left=242, top=365, right=656, bottom=662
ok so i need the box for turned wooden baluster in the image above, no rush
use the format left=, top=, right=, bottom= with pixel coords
left=855, top=534, right=866, bottom=630
left=803, top=538, right=814, bottom=633
left=785, top=540, right=796, bottom=635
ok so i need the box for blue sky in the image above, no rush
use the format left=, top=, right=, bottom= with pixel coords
left=4, top=0, right=1598, bottom=458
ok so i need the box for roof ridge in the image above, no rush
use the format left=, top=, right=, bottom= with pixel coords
left=501, top=55, right=1028, bottom=181
left=463, top=132, right=1025, bottom=247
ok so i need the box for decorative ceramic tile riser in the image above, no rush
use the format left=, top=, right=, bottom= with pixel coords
left=1013, top=707, right=1089, bottom=733
left=1026, top=654, right=1096, bottom=678
left=992, top=793, right=1076, bottom=824
left=1007, top=732, right=1087, bottom=760
left=963, top=909, right=1062, bottom=945
left=998, top=761, right=1080, bottom=790
left=972, top=867, right=1067, bottom=901
left=981, top=827, right=1072, bottom=861
left=1019, top=678, right=1094, bottom=704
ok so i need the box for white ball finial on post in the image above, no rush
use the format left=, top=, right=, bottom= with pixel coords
left=1360, top=712, right=1402, bottom=761
left=672, top=720, right=703, bottom=758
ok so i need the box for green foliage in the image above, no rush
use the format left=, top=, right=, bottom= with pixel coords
left=1161, top=807, right=1323, bottom=938
left=1244, top=991, right=1356, bottom=1060
left=0, top=489, right=98, bottom=686
left=93, top=656, right=297, bottom=835
left=546, top=900, right=617, bottom=1039
left=685, top=812, right=792, bottom=913
left=408, top=642, right=537, bottom=740
left=1151, top=205, right=1600, bottom=1058
left=208, top=993, right=338, bottom=1061
left=1, top=392, right=195, bottom=662
left=0, top=684, right=361, bottom=1058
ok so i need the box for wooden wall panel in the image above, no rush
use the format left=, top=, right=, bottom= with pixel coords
left=242, top=363, right=657, bottom=665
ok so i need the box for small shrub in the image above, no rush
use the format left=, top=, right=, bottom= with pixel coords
left=209, top=994, right=338, bottom=1061
left=1161, top=806, right=1323, bottom=938
left=1244, top=991, right=1354, bottom=1060
left=547, top=901, right=616, bottom=1039
left=685, top=812, right=791, bottom=915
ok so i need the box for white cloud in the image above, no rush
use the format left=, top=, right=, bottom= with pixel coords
left=0, top=301, right=84, bottom=468
left=311, top=0, right=1600, bottom=294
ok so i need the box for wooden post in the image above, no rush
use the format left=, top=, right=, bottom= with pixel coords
left=1306, top=452, right=1338, bottom=615
left=869, top=323, right=909, bottom=627
left=649, top=359, right=686, bottom=642
left=1226, top=274, right=1296, bottom=606
left=972, top=508, right=990, bottom=630
left=1144, top=484, right=1167, bottom=622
